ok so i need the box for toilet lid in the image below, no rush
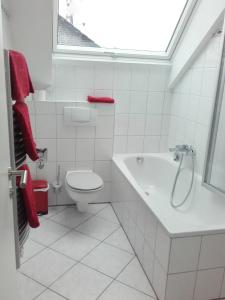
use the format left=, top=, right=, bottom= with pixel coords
left=66, top=171, right=103, bottom=191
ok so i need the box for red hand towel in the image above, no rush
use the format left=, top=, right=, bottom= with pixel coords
left=17, top=164, right=40, bottom=228
left=87, top=96, right=115, bottom=103
left=13, top=102, right=39, bottom=161
left=9, top=50, right=34, bottom=101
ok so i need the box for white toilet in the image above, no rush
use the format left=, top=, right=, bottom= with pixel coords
left=65, top=170, right=104, bottom=212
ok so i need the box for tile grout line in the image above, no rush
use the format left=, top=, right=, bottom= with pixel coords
left=21, top=204, right=155, bottom=299
left=111, top=203, right=158, bottom=299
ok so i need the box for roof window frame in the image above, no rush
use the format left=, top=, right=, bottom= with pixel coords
left=53, top=0, right=198, bottom=62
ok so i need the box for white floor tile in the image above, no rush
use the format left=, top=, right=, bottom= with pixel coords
left=99, top=281, right=154, bottom=300
left=104, top=227, right=134, bottom=254
left=50, top=207, right=92, bottom=229
left=21, top=239, right=45, bottom=264
left=46, top=206, right=66, bottom=218
left=96, top=205, right=120, bottom=224
left=51, top=263, right=112, bottom=300
left=20, top=248, right=75, bottom=286
left=30, top=219, right=70, bottom=246
left=36, top=289, right=66, bottom=300
left=82, top=243, right=133, bottom=278
left=51, top=230, right=101, bottom=261
left=17, top=273, right=46, bottom=300
left=117, top=258, right=156, bottom=297
left=86, top=203, right=108, bottom=214
left=76, top=216, right=119, bottom=240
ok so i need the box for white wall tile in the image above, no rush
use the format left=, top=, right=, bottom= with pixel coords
left=53, top=65, right=76, bottom=88
left=155, top=225, right=171, bottom=272
left=166, top=272, right=196, bottom=300
left=57, top=139, right=75, bottom=162
left=114, top=90, right=130, bottom=114
left=74, top=64, right=94, bottom=89
left=94, top=64, right=114, bottom=90
left=190, top=68, right=203, bottom=96
left=76, top=160, right=94, bottom=170
left=145, top=115, right=162, bottom=135
left=94, top=161, right=112, bottom=182
left=199, top=234, right=225, bottom=269
left=220, top=270, right=225, bottom=297
left=56, top=102, right=76, bottom=115
left=201, top=67, right=217, bottom=98
left=96, top=116, right=114, bottom=138
left=144, top=210, right=157, bottom=251
left=113, top=136, right=127, bottom=153
left=194, top=268, right=224, bottom=300
left=153, top=258, right=167, bottom=300
left=131, top=65, right=149, bottom=91
left=95, top=139, right=113, bottom=160
left=149, top=67, right=169, bottom=91
left=95, top=102, right=115, bottom=116
left=148, top=91, right=165, bottom=114
left=76, top=139, right=95, bottom=161
left=130, top=91, right=148, bottom=114
left=114, top=65, right=131, bottom=90
left=36, top=115, right=56, bottom=138
left=114, top=114, right=129, bottom=136
left=56, top=115, right=76, bottom=139
left=35, top=101, right=56, bottom=115
left=169, top=236, right=201, bottom=273
left=127, top=136, right=144, bottom=153
left=143, top=242, right=154, bottom=282
left=76, top=126, right=95, bottom=139
left=128, top=114, right=146, bottom=136
left=143, top=136, right=160, bottom=153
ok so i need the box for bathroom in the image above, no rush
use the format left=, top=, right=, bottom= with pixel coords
left=1, top=0, right=225, bottom=299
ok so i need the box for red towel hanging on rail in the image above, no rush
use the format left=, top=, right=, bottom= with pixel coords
left=17, top=164, right=40, bottom=228
left=13, top=102, right=39, bottom=161
left=9, top=50, right=34, bottom=101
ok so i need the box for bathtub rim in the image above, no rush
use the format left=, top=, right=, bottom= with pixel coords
left=112, top=152, right=225, bottom=238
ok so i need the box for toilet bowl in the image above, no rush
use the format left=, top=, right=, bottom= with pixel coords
left=65, top=170, right=104, bottom=212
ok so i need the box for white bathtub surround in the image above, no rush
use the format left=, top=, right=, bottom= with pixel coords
left=19, top=204, right=157, bottom=300
left=112, top=153, right=225, bottom=300
left=168, top=34, right=222, bottom=176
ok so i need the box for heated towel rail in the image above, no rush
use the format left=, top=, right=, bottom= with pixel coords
left=4, top=50, right=29, bottom=268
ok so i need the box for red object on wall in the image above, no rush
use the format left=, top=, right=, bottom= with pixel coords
left=32, top=180, right=49, bottom=215
left=87, top=95, right=115, bottom=103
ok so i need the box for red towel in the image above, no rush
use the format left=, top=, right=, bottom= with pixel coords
left=87, top=96, right=115, bottom=103
left=9, top=50, right=34, bottom=101
left=13, top=102, right=39, bottom=161
left=17, top=164, right=40, bottom=228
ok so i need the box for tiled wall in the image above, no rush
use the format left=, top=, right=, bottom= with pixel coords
left=112, top=162, right=225, bottom=300
left=47, top=62, right=171, bottom=154
left=28, top=61, right=170, bottom=205
left=168, top=34, right=222, bottom=175
left=28, top=100, right=114, bottom=206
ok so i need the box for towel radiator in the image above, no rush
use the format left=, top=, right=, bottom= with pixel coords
left=4, top=50, right=29, bottom=268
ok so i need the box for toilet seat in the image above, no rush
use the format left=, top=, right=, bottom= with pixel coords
left=66, top=170, right=104, bottom=192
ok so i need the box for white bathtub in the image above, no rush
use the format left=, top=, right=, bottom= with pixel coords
left=112, top=153, right=225, bottom=300
left=113, top=153, right=225, bottom=237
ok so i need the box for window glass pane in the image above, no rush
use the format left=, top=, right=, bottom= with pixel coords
left=58, top=0, right=188, bottom=52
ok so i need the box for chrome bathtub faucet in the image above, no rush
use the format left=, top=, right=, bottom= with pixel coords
left=169, top=144, right=195, bottom=161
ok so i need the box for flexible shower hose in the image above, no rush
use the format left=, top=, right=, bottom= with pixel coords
left=170, top=153, right=195, bottom=208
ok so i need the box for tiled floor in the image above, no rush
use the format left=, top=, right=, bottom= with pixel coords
left=18, top=204, right=157, bottom=300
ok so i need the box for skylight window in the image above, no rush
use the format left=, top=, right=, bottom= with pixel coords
left=56, top=0, right=191, bottom=57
